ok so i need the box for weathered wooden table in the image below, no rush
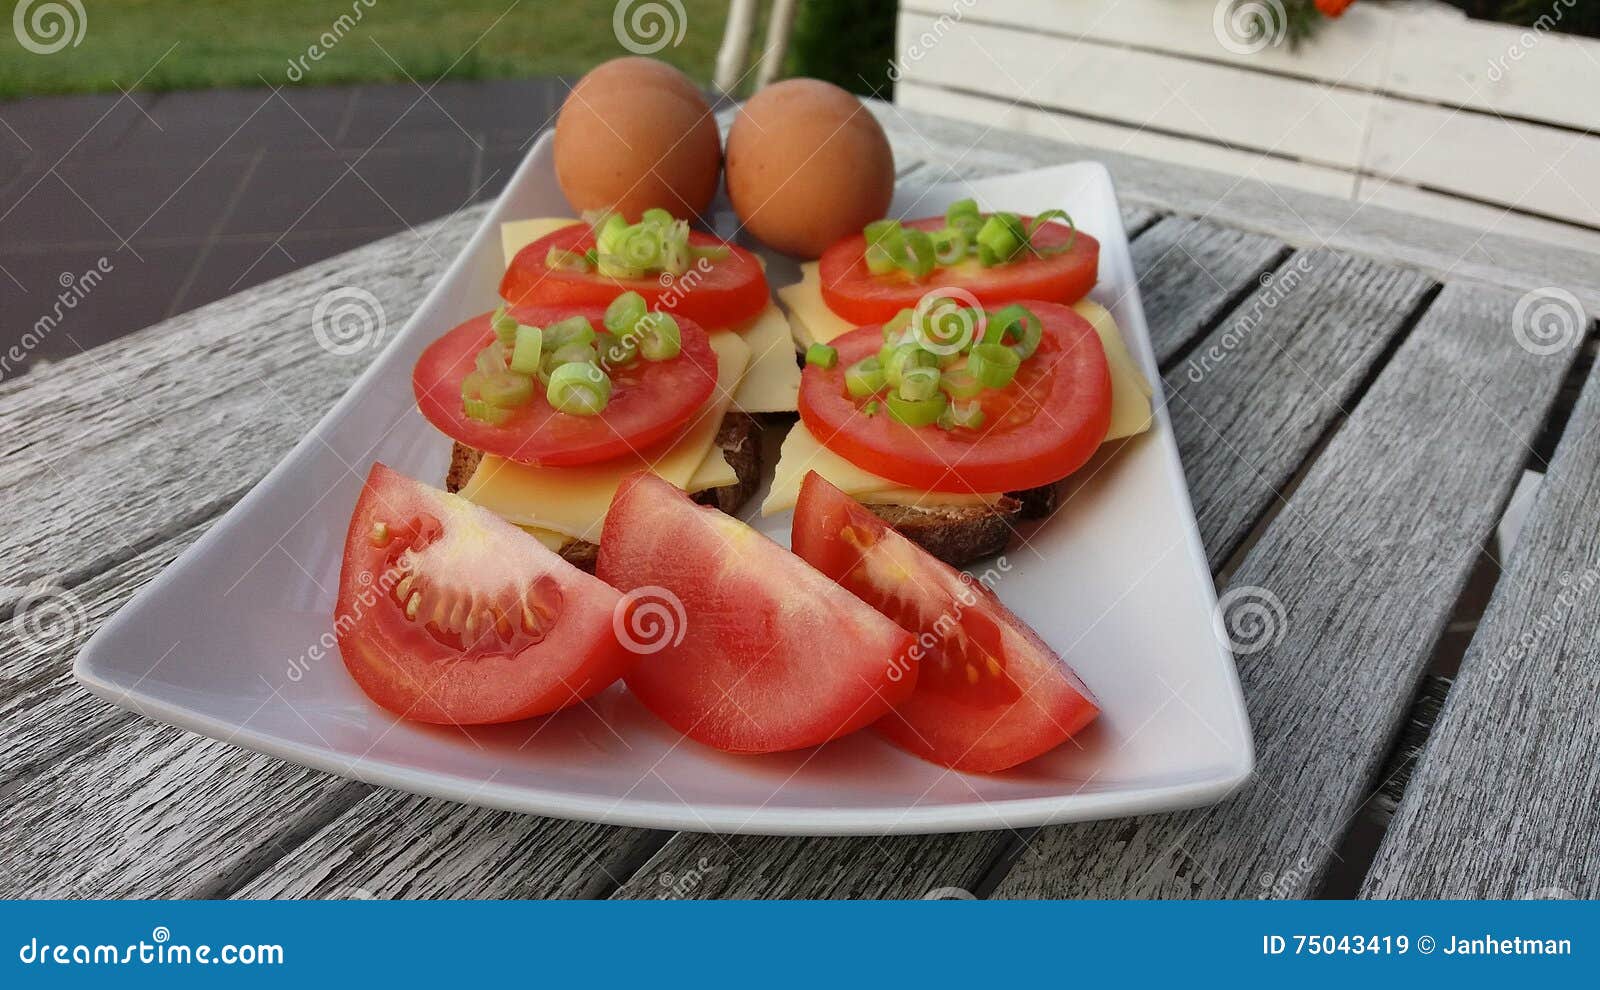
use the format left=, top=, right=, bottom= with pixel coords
left=4, top=104, right=1598, bottom=900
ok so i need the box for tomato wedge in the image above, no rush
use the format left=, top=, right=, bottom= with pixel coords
left=792, top=472, right=1099, bottom=772
left=597, top=472, right=916, bottom=754
left=819, top=215, right=1099, bottom=326
left=336, top=463, right=634, bottom=725
left=501, top=224, right=770, bottom=329
left=412, top=305, right=717, bottom=467
left=798, top=301, right=1111, bottom=492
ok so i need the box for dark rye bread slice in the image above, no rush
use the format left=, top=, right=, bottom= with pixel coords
left=446, top=412, right=763, bottom=573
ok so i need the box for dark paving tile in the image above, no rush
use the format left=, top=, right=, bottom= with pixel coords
left=112, top=86, right=355, bottom=165
left=180, top=232, right=377, bottom=310
left=0, top=92, right=156, bottom=166
left=220, top=149, right=473, bottom=237
left=338, top=79, right=568, bottom=153
left=0, top=155, right=247, bottom=248
left=0, top=244, right=201, bottom=375
left=476, top=143, right=539, bottom=203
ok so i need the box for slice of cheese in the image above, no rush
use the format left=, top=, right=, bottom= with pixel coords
left=777, top=262, right=857, bottom=347
left=461, top=332, right=751, bottom=543
left=1072, top=299, right=1154, bottom=441
left=761, top=421, right=1005, bottom=515
left=501, top=217, right=583, bottom=266
left=717, top=304, right=800, bottom=414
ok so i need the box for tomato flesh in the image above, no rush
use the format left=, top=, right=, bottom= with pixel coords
left=597, top=472, right=917, bottom=754
left=792, top=472, right=1099, bottom=772
left=501, top=224, right=770, bottom=329
left=412, top=305, right=717, bottom=467
left=336, top=464, right=635, bottom=724
left=819, top=215, right=1099, bottom=326
left=798, top=300, right=1111, bottom=492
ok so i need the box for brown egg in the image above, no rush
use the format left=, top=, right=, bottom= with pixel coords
left=554, top=58, right=721, bottom=221
left=725, top=79, right=895, bottom=258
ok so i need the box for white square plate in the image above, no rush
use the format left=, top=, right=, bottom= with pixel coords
left=75, top=132, right=1252, bottom=835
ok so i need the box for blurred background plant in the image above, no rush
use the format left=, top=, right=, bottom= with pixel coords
left=785, top=0, right=897, bottom=96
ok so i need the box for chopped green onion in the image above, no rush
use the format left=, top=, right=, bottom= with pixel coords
left=641, top=208, right=675, bottom=227
left=898, top=365, right=941, bottom=401
left=901, top=229, right=937, bottom=279
left=938, top=400, right=986, bottom=431
left=604, top=291, right=647, bottom=336
left=461, top=369, right=486, bottom=401
left=543, top=316, right=596, bottom=350
left=491, top=305, right=519, bottom=345
left=918, top=299, right=980, bottom=353
left=863, top=219, right=905, bottom=276
left=863, top=399, right=881, bottom=417
left=478, top=371, right=535, bottom=408
left=939, top=368, right=984, bottom=400
left=510, top=324, right=543, bottom=374
left=547, top=341, right=599, bottom=369
left=883, top=309, right=913, bottom=338
left=805, top=343, right=838, bottom=369
left=931, top=227, right=968, bottom=266
left=946, top=198, right=981, bottom=230
left=845, top=357, right=886, bottom=398
left=545, top=247, right=591, bottom=272
left=689, top=244, right=730, bottom=262
left=635, top=313, right=681, bottom=361
left=1026, top=209, right=1076, bottom=253
left=660, top=234, right=690, bottom=275
left=969, top=342, right=1021, bottom=389
left=463, top=397, right=513, bottom=425
left=546, top=362, right=611, bottom=416
left=598, top=331, right=640, bottom=368
left=595, top=213, right=628, bottom=251
left=994, top=303, right=1043, bottom=358
left=976, top=213, right=1025, bottom=266
left=884, top=343, right=937, bottom=388
left=886, top=391, right=948, bottom=427
left=475, top=342, right=508, bottom=376
left=617, top=225, right=662, bottom=269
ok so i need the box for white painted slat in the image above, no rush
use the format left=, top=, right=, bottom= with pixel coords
left=895, top=11, right=1372, bottom=169
left=1356, top=179, right=1600, bottom=257
left=897, top=82, right=1357, bottom=198
left=899, top=0, right=1391, bottom=87
left=1363, top=99, right=1600, bottom=228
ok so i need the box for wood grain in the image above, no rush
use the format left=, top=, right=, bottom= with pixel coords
left=1132, top=216, right=1290, bottom=365
left=1362, top=362, right=1600, bottom=899
left=995, top=282, right=1575, bottom=898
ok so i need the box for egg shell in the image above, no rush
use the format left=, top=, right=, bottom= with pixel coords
left=555, top=60, right=721, bottom=221
left=725, top=79, right=895, bottom=259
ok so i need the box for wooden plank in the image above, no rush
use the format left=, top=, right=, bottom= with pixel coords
left=0, top=209, right=479, bottom=596
left=1364, top=99, right=1600, bottom=229
left=1363, top=363, right=1600, bottom=899
left=994, top=282, right=1575, bottom=897
left=1356, top=180, right=1600, bottom=258
left=896, top=84, right=1359, bottom=199
left=896, top=13, right=1372, bottom=170
left=235, top=793, right=662, bottom=900
left=869, top=102, right=1600, bottom=323
left=1131, top=215, right=1290, bottom=365
left=601, top=249, right=1429, bottom=899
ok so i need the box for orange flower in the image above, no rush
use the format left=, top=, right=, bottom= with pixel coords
left=1315, top=0, right=1355, bottom=16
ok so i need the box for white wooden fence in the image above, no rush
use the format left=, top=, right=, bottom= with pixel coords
left=892, top=0, right=1600, bottom=253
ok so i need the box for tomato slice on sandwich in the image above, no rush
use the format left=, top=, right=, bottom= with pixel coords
left=412, top=305, right=717, bottom=467
left=819, top=215, right=1098, bottom=326
left=598, top=472, right=917, bottom=754
left=798, top=300, right=1111, bottom=493
left=792, top=472, right=1099, bottom=772
left=337, top=463, right=635, bottom=725
left=501, top=224, right=770, bottom=329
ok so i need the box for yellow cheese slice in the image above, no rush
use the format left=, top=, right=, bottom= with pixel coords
left=501, top=217, right=583, bottom=266
left=1072, top=299, right=1154, bottom=441
left=761, top=421, right=1005, bottom=515
left=461, top=332, right=751, bottom=542
left=777, top=262, right=857, bottom=347
left=717, top=305, right=800, bottom=414
left=516, top=525, right=572, bottom=552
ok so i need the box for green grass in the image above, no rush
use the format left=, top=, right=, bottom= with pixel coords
left=0, top=0, right=740, bottom=100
